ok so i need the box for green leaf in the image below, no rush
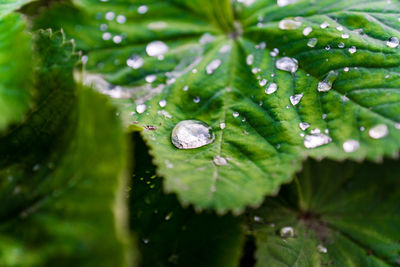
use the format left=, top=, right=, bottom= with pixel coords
left=129, top=134, right=244, bottom=267
left=0, top=30, right=132, bottom=266
left=248, top=159, right=400, bottom=266
left=0, top=13, right=32, bottom=131
left=33, top=0, right=400, bottom=213
left=0, top=0, right=33, bottom=17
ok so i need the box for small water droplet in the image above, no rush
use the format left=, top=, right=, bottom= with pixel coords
left=165, top=211, right=173, bottom=221
left=336, top=26, right=344, bottom=31
left=270, top=48, right=279, bottom=57
left=277, top=0, right=298, bottom=6
left=199, top=33, right=215, bottom=44
left=304, top=133, right=332, bottom=148
left=126, top=55, right=144, bottom=69
left=307, top=38, right=318, bottom=48
left=116, top=15, right=126, bottom=24
left=276, top=57, right=298, bottom=73
left=105, top=11, right=115, bottom=21
left=252, top=67, right=261, bottom=74
left=290, top=93, right=303, bottom=106
left=213, top=155, right=228, bottom=166
left=143, top=238, right=149, bottom=244
left=279, top=18, right=302, bottom=30
left=303, top=26, right=312, bottom=36
left=206, top=59, right=222, bottom=74
left=338, top=42, right=345, bottom=48
left=171, top=120, right=215, bottom=149
left=387, top=37, right=399, bottom=48
left=343, top=139, right=360, bottom=153
left=253, top=216, right=262, bottom=222
left=138, top=5, right=148, bottom=14
left=159, top=99, right=167, bottom=108
left=146, top=41, right=169, bottom=57
left=320, top=22, right=330, bottom=29
left=259, top=79, right=268, bottom=86
left=246, top=54, right=254, bottom=65
left=219, top=44, right=231, bottom=53
left=113, top=35, right=122, bottom=44
left=136, top=104, right=146, bottom=114
left=280, top=226, right=294, bottom=238
left=344, top=67, right=350, bottom=72
left=102, top=32, right=112, bottom=40
left=368, top=124, right=388, bottom=139
left=193, top=96, right=200, bottom=103
left=317, top=70, right=337, bottom=92
left=145, top=74, right=157, bottom=83
left=341, top=33, right=349, bottom=39
left=299, top=122, right=310, bottom=131
left=265, top=83, right=278, bottom=94
left=220, top=122, right=226, bottom=129
left=183, top=85, right=189, bottom=91
left=233, top=111, right=240, bottom=118
left=349, top=46, right=357, bottom=54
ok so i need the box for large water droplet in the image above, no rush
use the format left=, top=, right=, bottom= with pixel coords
left=290, top=93, right=303, bottom=106
left=146, top=41, right=169, bottom=57
left=279, top=18, right=302, bottom=30
left=265, top=83, right=278, bottom=94
left=206, top=59, right=222, bottom=74
left=387, top=37, right=399, bottom=48
left=317, top=70, right=338, bottom=92
left=136, top=104, right=146, bottom=114
left=126, top=55, right=144, bottom=69
left=276, top=57, right=298, bottom=73
left=280, top=226, right=294, bottom=238
left=343, top=139, right=360, bottom=153
left=307, top=38, right=318, bottom=48
left=368, top=124, right=388, bottom=139
left=138, top=5, right=148, bottom=14
left=171, top=120, right=215, bottom=149
left=304, top=133, right=332, bottom=149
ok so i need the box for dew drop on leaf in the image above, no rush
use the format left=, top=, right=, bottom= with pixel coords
left=299, top=122, right=310, bottom=131
left=138, top=5, right=148, bottom=14
left=343, top=140, right=360, bottom=153
left=116, top=15, right=126, bottom=24
left=279, top=18, right=302, bottom=30
left=246, top=54, right=254, bottom=65
left=159, top=99, right=167, bottom=108
left=220, top=122, right=226, bottom=129
left=304, top=133, right=332, bottom=149
left=136, top=104, right=146, bottom=114
left=193, top=96, right=200, bottom=103
left=276, top=57, right=298, bottom=73
left=317, top=244, right=328, bottom=254
left=213, top=155, right=228, bottom=166
left=280, top=226, right=294, bottom=238
left=303, top=26, right=312, bottom=36
left=320, top=22, right=330, bottom=29
left=368, top=124, right=388, bottom=139
left=290, top=93, right=303, bottom=106
left=206, top=59, right=222, bottom=74
left=146, top=41, right=168, bottom=57
left=307, top=38, right=318, bottom=48
left=317, top=70, right=337, bottom=92
left=233, top=111, right=240, bottom=118
left=145, top=74, right=156, bottom=83
left=199, top=33, right=215, bottom=44
left=259, top=78, right=267, bottom=86
left=387, top=37, right=399, bottom=48
left=277, top=0, right=298, bottom=6
left=341, top=33, right=349, bottom=39
left=265, top=83, right=278, bottom=94
left=105, top=11, right=115, bottom=21
left=126, top=55, right=144, bottom=69
left=349, top=46, right=357, bottom=54
left=171, top=120, right=215, bottom=149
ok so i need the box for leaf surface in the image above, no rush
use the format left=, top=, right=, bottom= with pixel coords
left=34, top=0, right=400, bottom=212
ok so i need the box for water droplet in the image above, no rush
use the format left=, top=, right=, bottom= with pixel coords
left=259, top=79, right=268, bottom=86
left=255, top=42, right=266, bottom=49
left=116, top=15, right=126, bottom=24
left=303, top=26, right=312, bottom=36
left=349, top=46, right=357, bottom=54
left=343, top=139, right=360, bottom=153
left=159, top=99, right=167, bottom=108
left=338, top=42, right=345, bottom=48
left=290, top=93, right=303, bottom=106
left=299, top=122, right=310, bottom=131
left=317, top=70, right=337, bottom=92
left=138, top=5, right=148, bottom=14
left=102, top=32, right=112, bottom=40
left=220, top=122, right=226, bottom=129
left=219, top=44, right=231, bottom=53
left=270, top=48, right=279, bottom=57
left=193, top=96, right=200, bottom=103
left=199, top=33, right=215, bottom=44
left=113, top=35, right=122, bottom=44
left=183, top=85, right=189, bottom=91
left=148, top=21, right=168, bottom=30
left=320, top=22, right=330, bottom=29
left=276, top=57, right=298, bottom=73
left=279, top=18, right=302, bottom=30
left=171, top=120, right=215, bottom=149
left=126, top=55, right=144, bottom=69
left=253, top=216, right=262, bottom=222
left=143, top=238, right=149, bottom=244
left=233, top=111, right=240, bottom=118
left=277, top=0, right=298, bottom=6
left=336, top=26, right=344, bottom=31
left=317, top=244, right=328, bottom=254
left=145, top=74, right=157, bottom=83
left=304, top=134, right=332, bottom=149
left=265, top=83, right=278, bottom=94
left=280, top=226, right=294, bottom=238
left=213, top=155, right=228, bottom=166
left=341, top=33, right=349, bottom=39
left=252, top=67, right=261, bottom=74
left=307, top=38, right=318, bottom=48
left=136, top=104, right=146, bottom=114
left=165, top=211, right=173, bottom=220
left=246, top=54, right=254, bottom=65
left=387, top=37, right=399, bottom=48
left=206, top=59, right=222, bottom=74
left=146, top=41, right=169, bottom=57
left=368, top=124, right=388, bottom=139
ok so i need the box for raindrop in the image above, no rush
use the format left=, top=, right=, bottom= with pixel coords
left=344, top=67, right=349, bottom=72
left=336, top=26, right=344, bottom=31
left=290, top=93, right=303, bottom=106
left=259, top=79, right=268, bottom=86
left=199, top=33, right=215, bottom=44
left=349, top=46, right=357, bottom=54
left=206, top=59, right=222, bottom=74
left=338, top=42, right=345, bottom=48
left=280, top=226, right=294, bottom=238
left=145, top=74, right=157, bottom=83
left=299, top=122, right=310, bottom=131
left=105, top=11, right=115, bottom=21
left=368, top=124, right=388, bottom=139
left=303, top=26, right=312, bottom=36
left=193, top=96, right=200, bottom=103
left=253, top=216, right=262, bottom=222
left=183, top=85, right=189, bottom=91
left=307, top=38, right=318, bottom=48
left=325, top=45, right=331, bottom=51
left=341, top=33, right=349, bottom=39
left=246, top=54, right=254, bottom=65
left=102, top=32, right=112, bottom=40
left=252, top=67, right=261, bottom=74
left=113, top=35, right=122, bottom=44
left=317, top=244, right=328, bottom=254
left=317, top=70, right=337, bottom=92
left=233, top=112, right=240, bottom=118
left=165, top=212, right=173, bottom=221
left=138, top=5, right=148, bottom=14
left=320, top=22, right=330, bottom=29
left=343, top=139, right=360, bottom=153
left=116, top=15, right=126, bottom=24
left=270, top=48, right=279, bottom=57
left=277, top=0, right=298, bottom=6
left=220, top=122, right=226, bottom=129
left=171, top=120, right=215, bottom=149
left=275, top=57, right=298, bottom=73
left=146, top=41, right=169, bottom=57
left=387, top=37, right=399, bottom=48
left=100, top=24, right=108, bottom=31
left=279, top=18, right=302, bottom=30
left=265, top=83, right=278, bottom=94
left=126, top=55, right=144, bottom=69
left=136, top=104, right=146, bottom=114
left=213, top=155, right=228, bottom=166
left=304, top=133, right=332, bottom=148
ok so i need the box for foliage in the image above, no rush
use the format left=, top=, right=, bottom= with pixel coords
left=1, top=0, right=400, bottom=266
